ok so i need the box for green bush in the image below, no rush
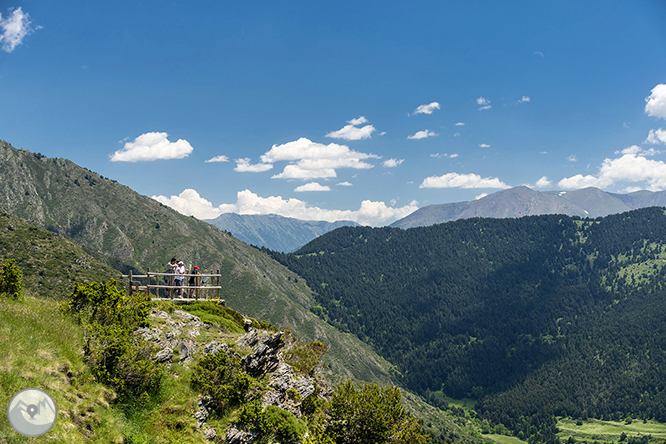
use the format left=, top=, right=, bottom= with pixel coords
left=0, top=259, right=23, bottom=299
left=238, top=400, right=307, bottom=444
left=68, top=280, right=162, bottom=400
left=190, top=349, right=251, bottom=412
left=321, top=381, right=430, bottom=444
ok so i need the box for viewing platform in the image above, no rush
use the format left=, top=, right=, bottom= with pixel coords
left=122, top=268, right=224, bottom=304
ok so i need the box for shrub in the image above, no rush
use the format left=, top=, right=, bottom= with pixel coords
left=0, top=259, right=23, bottom=299
left=237, top=400, right=307, bottom=444
left=68, top=280, right=162, bottom=400
left=190, top=350, right=251, bottom=412
left=322, top=381, right=431, bottom=444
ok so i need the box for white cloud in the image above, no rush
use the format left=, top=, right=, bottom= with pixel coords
left=567, top=155, right=578, bottom=162
left=558, top=145, right=666, bottom=191
left=645, top=84, right=666, bottom=120
left=261, top=137, right=379, bottom=180
left=0, top=7, right=39, bottom=53
left=646, top=128, right=666, bottom=145
left=413, top=102, right=440, bottom=115
left=420, top=172, right=510, bottom=189
left=152, top=189, right=418, bottom=226
left=294, top=182, right=331, bottom=192
left=408, top=129, right=438, bottom=140
left=535, top=176, right=552, bottom=188
left=453, top=132, right=461, bottom=137
left=383, top=158, right=404, bottom=168
left=477, top=97, right=491, bottom=110
left=479, top=143, right=491, bottom=148
left=450, top=153, right=459, bottom=158
left=326, top=116, right=376, bottom=140
left=337, top=181, right=353, bottom=186
left=519, top=96, right=531, bottom=103
left=205, top=155, right=230, bottom=163
left=455, top=122, right=465, bottom=126
left=234, top=158, right=273, bottom=172
left=110, top=132, right=194, bottom=162
left=475, top=193, right=489, bottom=200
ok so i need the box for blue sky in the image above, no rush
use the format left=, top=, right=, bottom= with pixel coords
left=1, top=1, right=666, bottom=225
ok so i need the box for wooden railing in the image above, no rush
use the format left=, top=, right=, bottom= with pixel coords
left=123, top=268, right=223, bottom=302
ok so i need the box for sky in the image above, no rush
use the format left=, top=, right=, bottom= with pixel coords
left=1, top=1, right=666, bottom=226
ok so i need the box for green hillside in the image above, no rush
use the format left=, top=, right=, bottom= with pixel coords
left=0, top=138, right=392, bottom=386
left=269, top=208, right=666, bottom=443
left=0, top=211, right=120, bottom=294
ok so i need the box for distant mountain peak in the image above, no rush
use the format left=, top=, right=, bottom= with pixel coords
left=391, top=186, right=663, bottom=228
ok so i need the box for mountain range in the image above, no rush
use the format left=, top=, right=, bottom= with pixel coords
left=204, top=213, right=358, bottom=252
left=391, top=186, right=666, bottom=228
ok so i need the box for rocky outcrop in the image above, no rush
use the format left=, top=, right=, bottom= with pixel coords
left=238, top=330, right=285, bottom=377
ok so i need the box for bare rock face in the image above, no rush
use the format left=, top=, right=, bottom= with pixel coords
left=239, top=331, right=285, bottom=377
left=262, top=363, right=317, bottom=418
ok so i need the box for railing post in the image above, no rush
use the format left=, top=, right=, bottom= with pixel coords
left=147, top=268, right=151, bottom=298
left=129, top=270, right=133, bottom=295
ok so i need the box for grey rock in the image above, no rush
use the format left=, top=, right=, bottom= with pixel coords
left=225, top=425, right=255, bottom=444
left=178, top=338, right=197, bottom=363
left=155, top=347, right=173, bottom=363
left=203, top=427, right=216, bottom=441
left=203, top=341, right=229, bottom=356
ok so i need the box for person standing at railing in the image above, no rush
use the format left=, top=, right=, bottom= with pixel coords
left=165, top=257, right=177, bottom=298
left=174, top=260, right=185, bottom=298
left=189, top=266, right=200, bottom=298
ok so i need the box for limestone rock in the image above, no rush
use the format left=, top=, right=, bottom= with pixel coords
left=155, top=347, right=173, bottom=363
left=225, top=425, right=255, bottom=444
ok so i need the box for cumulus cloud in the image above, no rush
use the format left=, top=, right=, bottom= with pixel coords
left=646, top=128, right=666, bottom=145
left=479, top=143, right=491, bottom=148
left=455, top=122, right=465, bottom=126
left=477, top=97, right=491, bottom=110
left=408, top=129, right=438, bottom=140
left=337, top=181, right=353, bottom=186
left=645, top=84, right=666, bottom=120
left=475, top=193, right=489, bottom=200
left=450, top=153, right=459, bottom=158
left=412, top=102, right=440, bottom=115
left=326, top=116, right=376, bottom=140
left=0, top=7, right=39, bottom=53
left=535, top=176, right=552, bottom=188
left=260, top=137, right=379, bottom=180
left=234, top=158, right=273, bottom=172
left=519, top=96, right=531, bottom=103
left=294, top=182, right=331, bottom=192
left=568, top=155, right=578, bottom=162
left=383, top=158, right=404, bottom=168
left=205, top=155, right=230, bottom=163
left=431, top=153, right=459, bottom=159
left=110, top=132, right=194, bottom=162
left=420, top=172, right=510, bottom=189
left=152, top=189, right=418, bottom=226
left=558, top=145, right=666, bottom=191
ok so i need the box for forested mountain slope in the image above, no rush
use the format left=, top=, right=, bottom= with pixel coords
left=270, top=208, right=666, bottom=436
